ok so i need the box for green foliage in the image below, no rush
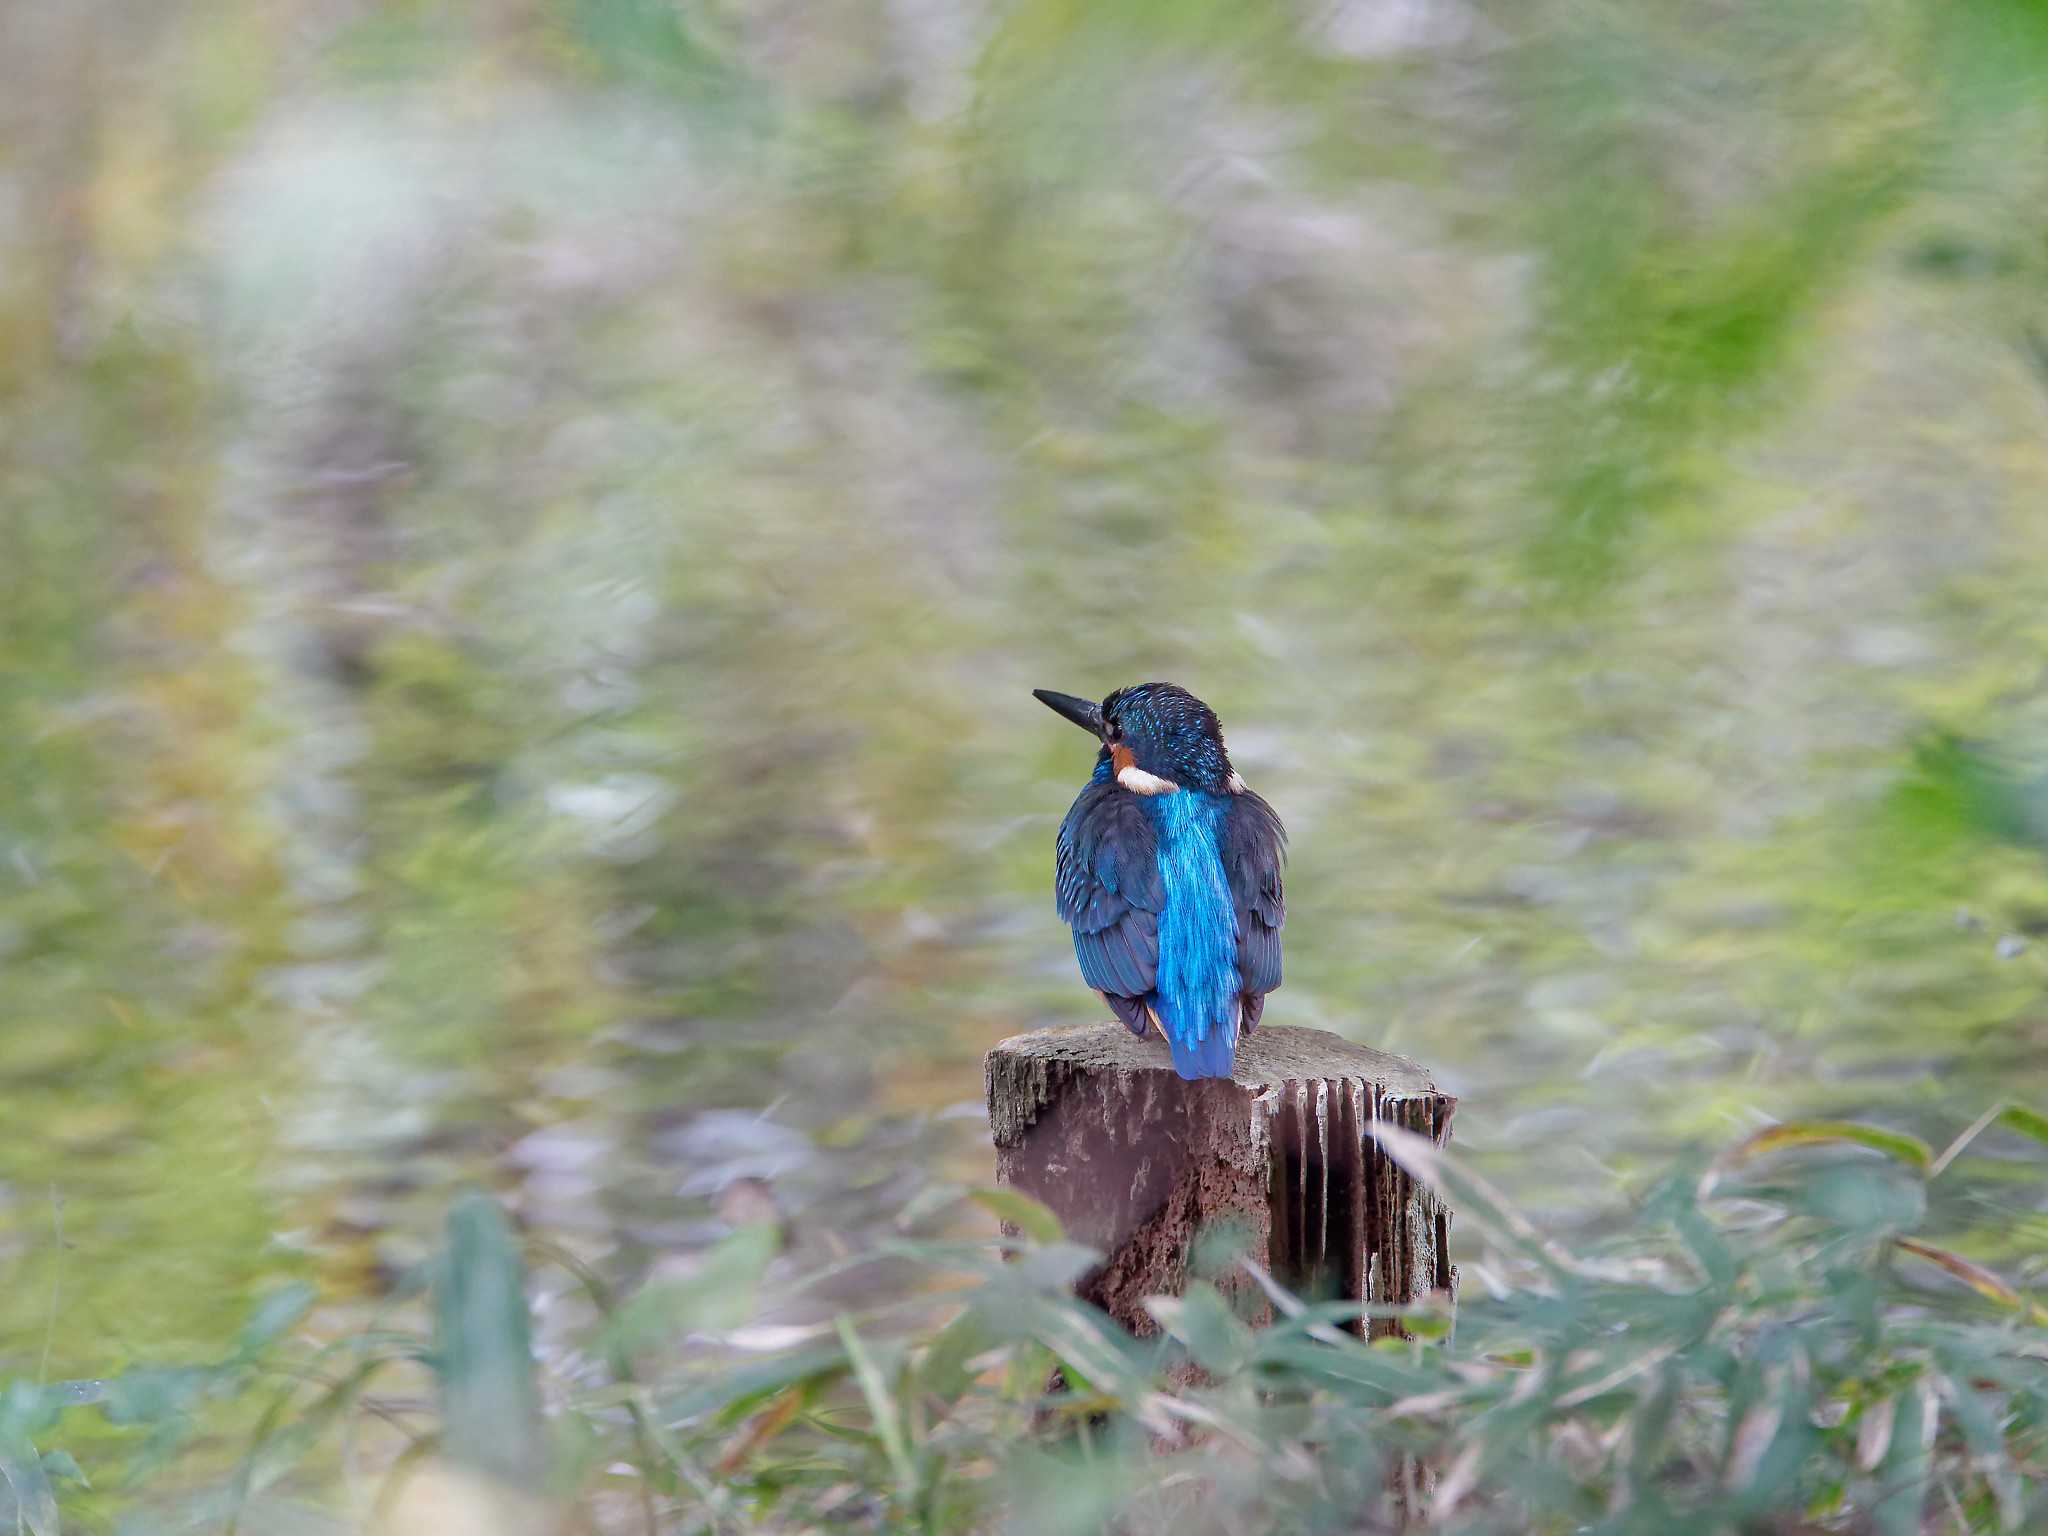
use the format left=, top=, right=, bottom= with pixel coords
left=434, top=1194, right=545, bottom=1490
left=16, top=1120, right=2048, bottom=1532
left=1888, top=732, right=2048, bottom=856
left=573, top=1117, right=2048, bottom=1532
left=605, top=1223, right=782, bottom=1352
left=0, top=1398, right=59, bottom=1536
left=965, top=1187, right=1066, bottom=1245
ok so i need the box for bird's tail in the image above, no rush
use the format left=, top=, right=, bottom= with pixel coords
left=1165, top=1015, right=1239, bottom=1081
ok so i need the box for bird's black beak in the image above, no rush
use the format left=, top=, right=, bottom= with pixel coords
left=1033, top=688, right=1105, bottom=739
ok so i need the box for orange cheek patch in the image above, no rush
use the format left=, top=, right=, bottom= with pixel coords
left=1111, top=744, right=1136, bottom=775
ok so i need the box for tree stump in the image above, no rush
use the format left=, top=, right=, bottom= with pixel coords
left=985, top=1022, right=1455, bottom=1335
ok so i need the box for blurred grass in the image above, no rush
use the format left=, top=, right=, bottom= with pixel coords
left=17, top=1119, right=2048, bottom=1532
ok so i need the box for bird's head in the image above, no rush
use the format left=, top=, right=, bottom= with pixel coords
left=1033, top=681, right=1241, bottom=795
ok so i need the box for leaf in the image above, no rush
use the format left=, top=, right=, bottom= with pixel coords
left=235, top=1283, right=317, bottom=1361
left=434, top=1193, right=544, bottom=1489
left=1724, top=1120, right=1931, bottom=1172
left=834, top=1317, right=917, bottom=1506
left=1628, top=1364, right=1681, bottom=1490
left=605, top=1223, right=780, bottom=1355
left=714, top=1386, right=806, bottom=1476
left=1007, top=1294, right=1152, bottom=1401
left=1893, top=1239, right=2048, bottom=1323
left=967, top=1188, right=1064, bottom=1244
left=0, top=1381, right=56, bottom=1442
left=1936, top=1371, right=2024, bottom=1532
left=1007, top=1241, right=1101, bottom=1294
left=233, top=1352, right=405, bottom=1509
left=1997, top=1103, right=2048, bottom=1147
left=1873, top=1380, right=1934, bottom=1536
left=0, top=1430, right=58, bottom=1536
left=1724, top=1399, right=1783, bottom=1491
left=1430, top=1442, right=1483, bottom=1522
left=1144, top=1282, right=1252, bottom=1377
left=1790, top=1164, right=1924, bottom=1237
left=921, top=1308, right=996, bottom=1404
left=39, top=1385, right=108, bottom=1413
left=1854, top=1395, right=1894, bottom=1472
left=892, top=1182, right=968, bottom=1231
left=35, top=1451, right=84, bottom=1491
left=1931, top=1100, right=2048, bottom=1177
left=98, top=1368, right=212, bottom=1426
left=657, top=1342, right=851, bottom=1426
left=1373, top=1122, right=1583, bottom=1277
left=1671, top=1198, right=1737, bottom=1289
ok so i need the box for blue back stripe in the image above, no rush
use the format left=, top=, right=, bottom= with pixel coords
left=1148, top=791, right=1239, bottom=1061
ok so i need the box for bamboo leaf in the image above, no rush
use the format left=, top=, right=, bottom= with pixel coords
left=1724, top=1399, right=1783, bottom=1491
left=1373, top=1122, right=1583, bottom=1276
left=234, top=1283, right=317, bottom=1361
left=834, top=1317, right=917, bottom=1506
left=435, top=1193, right=544, bottom=1489
left=920, top=1308, right=996, bottom=1404
left=1010, top=1295, right=1151, bottom=1400
left=1725, top=1120, right=1931, bottom=1172
left=1854, top=1395, right=1894, bottom=1472
left=1997, top=1103, right=2048, bottom=1147
left=0, top=1430, right=58, bottom=1536
left=657, top=1342, right=850, bottom=1426
left=1893, top=1239, right=2048, bottom=1322
left=1144, top=1281, right=1252, bottom=1377
left=714, top=1386, right=806, bottom=1476
left=1873, top=1381, right=1934, bottom=1536
left=605, top=1223, right=780, bottom=1355
left=1936, top=1370, right=2024, bottom=1532
left=1929, top=1100, right=2048, bottom=1177
left=967, top=1188, right=1064, bottom=1245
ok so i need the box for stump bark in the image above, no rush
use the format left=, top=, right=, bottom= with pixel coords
left=985, top=1022, right=1455, bottom=1335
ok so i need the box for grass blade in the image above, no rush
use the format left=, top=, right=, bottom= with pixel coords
left=1930, top=1102, right=2007, bottom=1178
left=1723, top=1121, right=1931, bottom=1173
left=436, top=1193, right=544, bottom=1489
left=834, top=1316, right=916, bottom=1507
left=1893, top=1239, right=2048, bottom=1323
left=0, top=1430, right=58, bottom=1536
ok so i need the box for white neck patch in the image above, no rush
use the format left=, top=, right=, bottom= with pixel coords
left=1225, top=771, right=1247, bottom=794
left=1117, top=764, right=1180, bottom=796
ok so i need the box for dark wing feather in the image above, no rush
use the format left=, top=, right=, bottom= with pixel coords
left=1222, top=787, right=1286, bottom=1011
left=1055, top=776, right=1162, bottom=1012
left=1101, top=992, right=1152, bottom=1037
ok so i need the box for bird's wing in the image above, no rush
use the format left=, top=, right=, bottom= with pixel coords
left=1055, top=777, right=1162, bottom=1003
left=1223, top=787, right=1286, bottom=1007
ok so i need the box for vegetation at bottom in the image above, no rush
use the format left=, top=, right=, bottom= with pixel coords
left=9, top=1109, right=2048, bottom=1535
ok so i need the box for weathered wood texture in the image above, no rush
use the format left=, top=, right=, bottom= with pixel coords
left=986, top=1022, right=1455, bottom=1335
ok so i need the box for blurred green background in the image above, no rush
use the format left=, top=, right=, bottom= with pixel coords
left=8, top=0, right=2048, bottom=1383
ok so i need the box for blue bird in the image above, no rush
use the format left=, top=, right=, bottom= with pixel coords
left=1035, top=682, right=1286, bottom=1080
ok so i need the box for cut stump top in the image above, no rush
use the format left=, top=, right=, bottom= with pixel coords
left=985, top=1022, right=1442, bottom=1146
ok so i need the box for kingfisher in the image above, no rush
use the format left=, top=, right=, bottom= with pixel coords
left=1035, top=682, right=1286, bottom=1080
